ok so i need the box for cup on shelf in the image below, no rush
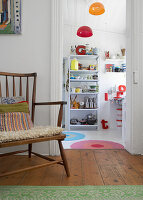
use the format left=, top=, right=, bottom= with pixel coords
left=79, top=102, right=84, bottom=109
left=75, top=87, right=82, bottom=93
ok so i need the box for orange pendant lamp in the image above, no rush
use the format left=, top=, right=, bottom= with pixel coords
left=89, top=2, right=105, bottom=15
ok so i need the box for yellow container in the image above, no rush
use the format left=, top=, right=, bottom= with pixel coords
left=71, top=59, right=78, bottom=70
left=75, top=87, right=81, bottom=93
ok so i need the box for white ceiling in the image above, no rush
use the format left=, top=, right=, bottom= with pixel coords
left=63, top=0, right=126, bottom=34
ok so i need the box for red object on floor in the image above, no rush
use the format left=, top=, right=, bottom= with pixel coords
left=76, top=45, right=86, bottom=55
left=105, top=93, right=108, bottom=101
left=101, top=120, right=109, bottom=129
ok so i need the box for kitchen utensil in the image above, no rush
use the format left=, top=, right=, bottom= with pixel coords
left=90, top=85, right=96, bottom=89
left=79, top=119, right=87, bottom=125
left=70, top=119, right=78, bottom=125
left=86, top=113, right=97, bottom=125
left=79, top=102, right=84, bottom=109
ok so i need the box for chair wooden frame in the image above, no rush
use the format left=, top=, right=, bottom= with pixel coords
left=0, top=72, right=70, bottom=177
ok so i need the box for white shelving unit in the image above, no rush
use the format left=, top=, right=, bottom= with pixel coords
left=105, top=58, right=126, bottom=73
left=64, top=55, right=99, bottom=130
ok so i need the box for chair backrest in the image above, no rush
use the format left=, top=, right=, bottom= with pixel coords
left=0, top=72, right=37, bottom=123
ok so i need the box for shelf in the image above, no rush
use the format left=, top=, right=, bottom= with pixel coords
left=70, top=70, right=98, bottom=73
left=70, top=55, right=99, bottom=60
left=70, top=93, right=98, bottom=95
left=70, top=79, right=98, bottom=82
left=106, top=71, right=126, bottom=72
left=70, top=109, right=98, bottom=111
left=70, top=124, right=98, bottom=127
left=105, top=58, right=126, bottom=62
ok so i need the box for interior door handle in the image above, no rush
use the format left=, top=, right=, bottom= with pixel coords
left=133, top=71, right=139, bottom=84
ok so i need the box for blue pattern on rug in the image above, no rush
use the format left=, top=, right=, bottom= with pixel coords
left=63, top=132, right=85, bottom=141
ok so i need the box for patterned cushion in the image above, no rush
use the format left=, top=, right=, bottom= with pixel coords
left=0, top=126, right=63, bottom=143
left=0, top=112, right=33, bottom=132
left=0, top=102, right=29, bottom=113
left=0, top=96, right=25, bottom=104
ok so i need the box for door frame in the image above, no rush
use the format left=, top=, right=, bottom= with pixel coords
left=125, top=0, right=133, bottom=153
left=51, top=0, right=142, bottom=154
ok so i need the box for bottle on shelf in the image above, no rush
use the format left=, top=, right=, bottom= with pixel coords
left=93, top=97, right=97, bottom=108
left=85, top=97, right=89, bottom=109
left=89, top=98, right=94, bottom=109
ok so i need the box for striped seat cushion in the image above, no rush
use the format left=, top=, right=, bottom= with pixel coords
left=0, top=112, right=33, bottom=132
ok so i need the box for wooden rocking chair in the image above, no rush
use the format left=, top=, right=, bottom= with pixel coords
left=0, top=72, right=70, bottom=177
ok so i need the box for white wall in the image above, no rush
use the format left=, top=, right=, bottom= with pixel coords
left=63, top=0, right=126, bottom=130
left=63, top=0, right=126, bottom=34
left=0, top=0, right=52, bottom=154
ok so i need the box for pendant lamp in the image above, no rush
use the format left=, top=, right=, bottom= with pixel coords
left=77, top=26, right=93, bottom=38
left=89, top=2, right=105, bottom=15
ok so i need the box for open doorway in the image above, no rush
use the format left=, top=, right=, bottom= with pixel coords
left=62, top=0, right=126, bottom=150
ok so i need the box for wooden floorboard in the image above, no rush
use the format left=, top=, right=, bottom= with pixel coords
left=0, top=150, right=143, bottom=186
left=81, top=150, right=104, bottom=185
left=61, top=150, right=83, bottom=186
left=94, top=150, right=126, bottom=185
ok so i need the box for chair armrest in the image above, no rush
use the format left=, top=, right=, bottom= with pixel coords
left=34, top=101, right=67, bottom=106
left=33, top=101, right=67, bottom=127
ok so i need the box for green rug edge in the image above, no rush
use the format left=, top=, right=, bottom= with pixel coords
left=0, top=185, right=143, bottom=200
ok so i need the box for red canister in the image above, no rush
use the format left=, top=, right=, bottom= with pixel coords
left=105, top=93, right=108, bottom=101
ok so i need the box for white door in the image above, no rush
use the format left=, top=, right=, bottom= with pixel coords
left=125, top=0, right=143, bottom=154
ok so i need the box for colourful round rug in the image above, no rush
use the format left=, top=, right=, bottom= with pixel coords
left=70, top=140, right=124, bottom=149
left=63, top=132, right=85, bottom=141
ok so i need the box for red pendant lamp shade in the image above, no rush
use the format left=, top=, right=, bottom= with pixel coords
left=89, top=2, right=105, bottom=15
left=77, top=26, right=93, bottom=38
